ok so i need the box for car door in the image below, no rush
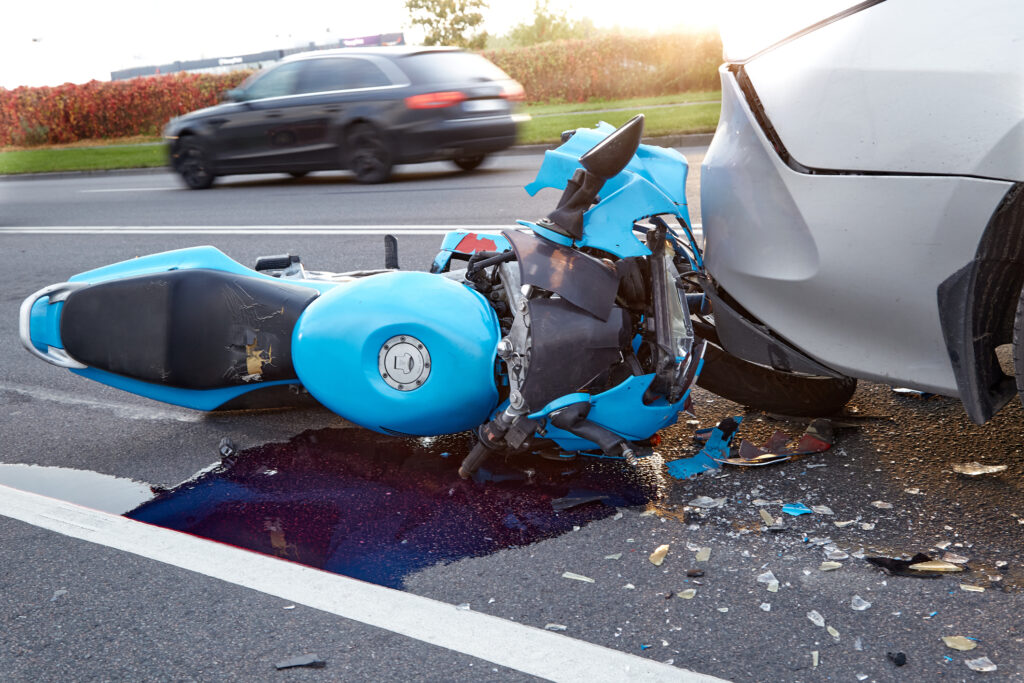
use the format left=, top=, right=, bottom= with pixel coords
left=211, top=61, right=305, bottom=171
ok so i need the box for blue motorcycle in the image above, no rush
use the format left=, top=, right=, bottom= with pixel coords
left=20, top=115, right=708, bottom=477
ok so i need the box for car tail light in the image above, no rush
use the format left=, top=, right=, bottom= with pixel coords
left=405, top=91, right=467, bottom=109
left=501, top=81, right=526, bottom=101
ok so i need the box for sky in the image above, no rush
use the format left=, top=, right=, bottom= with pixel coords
left=1, top=0, right=723, bottom=89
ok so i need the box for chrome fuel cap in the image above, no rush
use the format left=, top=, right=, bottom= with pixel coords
left=378, top=335, right=431, bottom=391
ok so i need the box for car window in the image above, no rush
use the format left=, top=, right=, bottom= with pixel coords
left=297, top=57, right=393, bottom=94
left=397, top=52, right=511, bottom=84
left=242, top=62, right=303, bottom=100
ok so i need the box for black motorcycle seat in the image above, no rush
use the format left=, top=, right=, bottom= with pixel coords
left=60, top=269, right=319, bottom=390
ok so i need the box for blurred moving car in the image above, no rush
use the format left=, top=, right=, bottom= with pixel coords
left=700, top=0, right=1024, bottom=423
left=164, top=47, right=526, bottom=188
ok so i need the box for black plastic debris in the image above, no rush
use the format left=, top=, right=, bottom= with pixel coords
left=887, top=652, right=907, bottom=667
left=866, top=553, right=951, bottom=578
left=551, top=490, right=610, bottom=511
left=275, top=654, right=326, bottom=670
left=686, top=569, right=705, bottom=578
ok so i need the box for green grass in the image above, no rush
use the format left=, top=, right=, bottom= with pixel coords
left=519, top=101, right=720, bottom=145
left=524, top=91, right=721, bottom=116
left=0, top=92, right=721, bottom=175
left=0, top=144, right=166, bottom=175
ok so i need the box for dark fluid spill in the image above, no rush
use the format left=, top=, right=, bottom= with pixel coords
left=126, top=429, right=662, bottom=589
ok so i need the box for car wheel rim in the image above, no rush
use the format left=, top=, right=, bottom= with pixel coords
left=180, top=148, right=209, bottom=186
left=350, top=132, right=389, bottom=179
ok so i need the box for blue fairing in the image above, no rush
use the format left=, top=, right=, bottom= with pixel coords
left=292, top=271, right=501, bottom=436
left=524, top=122, right=692, bottom=258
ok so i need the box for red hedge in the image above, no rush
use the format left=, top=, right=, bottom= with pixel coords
left=0, top=32, right=722, bottom=147
left=0, top=71, right=252, bottom=146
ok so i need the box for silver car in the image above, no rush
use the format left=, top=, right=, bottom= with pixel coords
left=698, top=0, right=1024, bottom=423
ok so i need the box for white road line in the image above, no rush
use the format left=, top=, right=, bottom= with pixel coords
left=0, top=382, right=201, bottom=423
left=79, top=188, right=177, bottom=193
left=1, top=224, right=703, bottom=236
left=0, top=485, right=728, bottom=683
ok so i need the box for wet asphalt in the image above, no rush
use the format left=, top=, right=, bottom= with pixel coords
left=1, top=157, right=1022, bottom=681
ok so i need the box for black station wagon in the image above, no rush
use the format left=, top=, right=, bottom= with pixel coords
left=163, top=47, right=525, bottom=188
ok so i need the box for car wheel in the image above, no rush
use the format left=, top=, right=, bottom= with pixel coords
left=453, top=155, right=486, bottom=171
left=696, top=341, right=857, bottom=417
left=176, top=137, right=215, bottom=190
left=345, top=124, right=392, bottom=184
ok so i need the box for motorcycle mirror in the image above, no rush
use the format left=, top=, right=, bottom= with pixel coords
left=579, top=114, right=645, bottom=180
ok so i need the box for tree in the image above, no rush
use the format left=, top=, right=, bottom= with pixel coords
left=406, top=0, right=489, bottom=50
left=504, top=0, right=595, bottom=47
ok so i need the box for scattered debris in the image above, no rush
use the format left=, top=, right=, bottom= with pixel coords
left=952, top=462, right=1008, bottom=476
left=892, top=387, right=936, bottom=399
left=811, top=651, right=819, bottom=668
left=887, top=652, right=907, bottom=667
left=623, top=583, right=636, bottom=590
left=678, top=589, right=696, bottom=599
left=457, top=603, right=471, bottom=610
left=717, top=418, right=835, bottom=468
left=757, top=570, right=780, bottom=593
left=866, top=552, right=960, bottom=577
left=218, top=437, right=239, bottom=460
left=959, top=584, right=985, bottom=593
left=834, top=520, right=857, bottom=528
left=717, top=607, right=729, bottom=613
left=827, top=625, right=840, bottom=641
left=870, top=501, right=893, bottom=509
left=854, top=637, right=864, bottom=651
left=942, top=552, right=970, bottom=565
left=688, top=496, right=726, bottom=508
left=562, top=572, right=595, bottom=583
left=551, top=491, right=609, bottom=510
left=826, top=549, right=850, bottom=561
left=759, top=509, right=776, bottom=526
left=695, top=547, right=711, bottom=562
left=811, top=505, right=834, bottom=515
left=807, top=610, right=825, bottom=627
left=820, top=561, right=843, bottom=571
left=942, top=636, right=977, bottom=651
left=860, top=522, right=876, bottom=530
left=850, top=595, right=872, bottom=611
left=782, top=503, right=813, bottom=516
left=965, top=656, right=997, bottom=673
left=667, top=417, right=742, bottom=479
left=283, top=605, right=295, bottom=610
left=760, top=602, right=771, bottom=612
left=612, top=512, right=623, bottom=521
left=904, top=487, right=922, bottom=495
left=909, top=559, right=963, bottom=573
left=604, top=553, right=622, bottom=560
left=275, top=654, right=326, bottom=670
left=544, top=623, right=568, bottom=631
left=50, top=589, right=68, bottom=602
left=649, top=544, right=670, bottom=566
left=687, top=569, right=705, bottom=578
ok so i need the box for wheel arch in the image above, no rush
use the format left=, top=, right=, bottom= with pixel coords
left=938, top=182, right=1024, bottom=423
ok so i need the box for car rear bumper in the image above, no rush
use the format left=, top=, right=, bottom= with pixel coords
left=399, top=115, right=520, bottom=162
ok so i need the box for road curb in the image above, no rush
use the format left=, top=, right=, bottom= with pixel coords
left=0, top=134, right=714, bottom=182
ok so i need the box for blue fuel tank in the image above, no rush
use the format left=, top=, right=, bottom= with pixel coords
left=292, top=271, right=501, bottom=436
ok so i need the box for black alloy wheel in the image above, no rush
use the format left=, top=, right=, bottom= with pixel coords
left=453, top=155, right=486, bottom=171
left=176, top=137, right=215, bottom=190
left=346, top=124, right=393, bottom=184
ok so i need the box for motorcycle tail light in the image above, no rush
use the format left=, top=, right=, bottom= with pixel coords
left=405, top=91, right=467, bottom=109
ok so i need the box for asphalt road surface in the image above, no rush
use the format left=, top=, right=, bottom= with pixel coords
left=1, top=154, right=1022, bottom=682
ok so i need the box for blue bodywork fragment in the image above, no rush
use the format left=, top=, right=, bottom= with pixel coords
left=666, top=416, right=743, bottom=480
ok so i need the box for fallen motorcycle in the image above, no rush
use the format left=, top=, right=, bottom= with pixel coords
left=19, top=115, right=847, bottom=477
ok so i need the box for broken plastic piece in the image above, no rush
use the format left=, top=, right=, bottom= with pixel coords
left=669, top=417, right=742, bottom=478
left=811, top=651, right=819, bottom=668
left=782, top=503, right=813, bottom=516
left=695, top=547, right=711, bottom=562
left=275, top=654, right=326, bottom=670
left=796, top=418, right=834, bottom=452
left=871, top=501, right=893, bottom=509
left=551, top=491, right=610, bottom=510
left=942, top=636, right=977, bottom=651
left=688, top=496, right=725, bottom=508
left=952, top=462, right=1008, bottom=476
left=892, top=387, right=936, bottom=399
left=887, top=652, right=907, bottom=667
left=820, top=561, right=842, bottom=571
left=545, top=623, right=568, bottom=631
left=909, top=560, right=963, bottom=573
left=756, top=570, right=779, bottom=593
left=827, top=625, right=840, bottom=641
left=604, top=553, right=622, bottom=560
left=867, top=552, right=947, bottom=577
left=561, top=572, right=594, bottom=583
left=649, top=544, right=670, bottom=566
left=965, top=656, right=997, bottom=672
left=811, top=505, right=834, bottom=515
left=959, top=583, right=985, bottom=593
left=826, top=549, right=849, bottom=561
left=760, top=602, right=771, bottom=612
left=834, top=519, right=856, bottom=528
left=759, top=509, right=775, bottom=526
left=678, top=589, right=696, bottom=599
left=686, top=569, right=704, bottom=577
left=807, top=610, right=825, bottom=627
left=942, top=552, right=970, bottom=564
left=850, top=595, right=871, bottom=611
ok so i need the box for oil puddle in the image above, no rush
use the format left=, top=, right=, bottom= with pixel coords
left=0, top=463, right=155, bottom=514
left=126, top=428, right=663, bottom=589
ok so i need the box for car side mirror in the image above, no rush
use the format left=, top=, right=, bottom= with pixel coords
left=221, top=88, right=245, bottom=103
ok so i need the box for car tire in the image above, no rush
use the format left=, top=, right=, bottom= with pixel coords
left=1014, top=282, right=1024, bottom=408
left=175, top=137, right=215, bottom=190
left=345, top=123, right=392, bottom=184
left=453, top=155, right=486, bottom=171
left=695, top=341, right=857, bottom=417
